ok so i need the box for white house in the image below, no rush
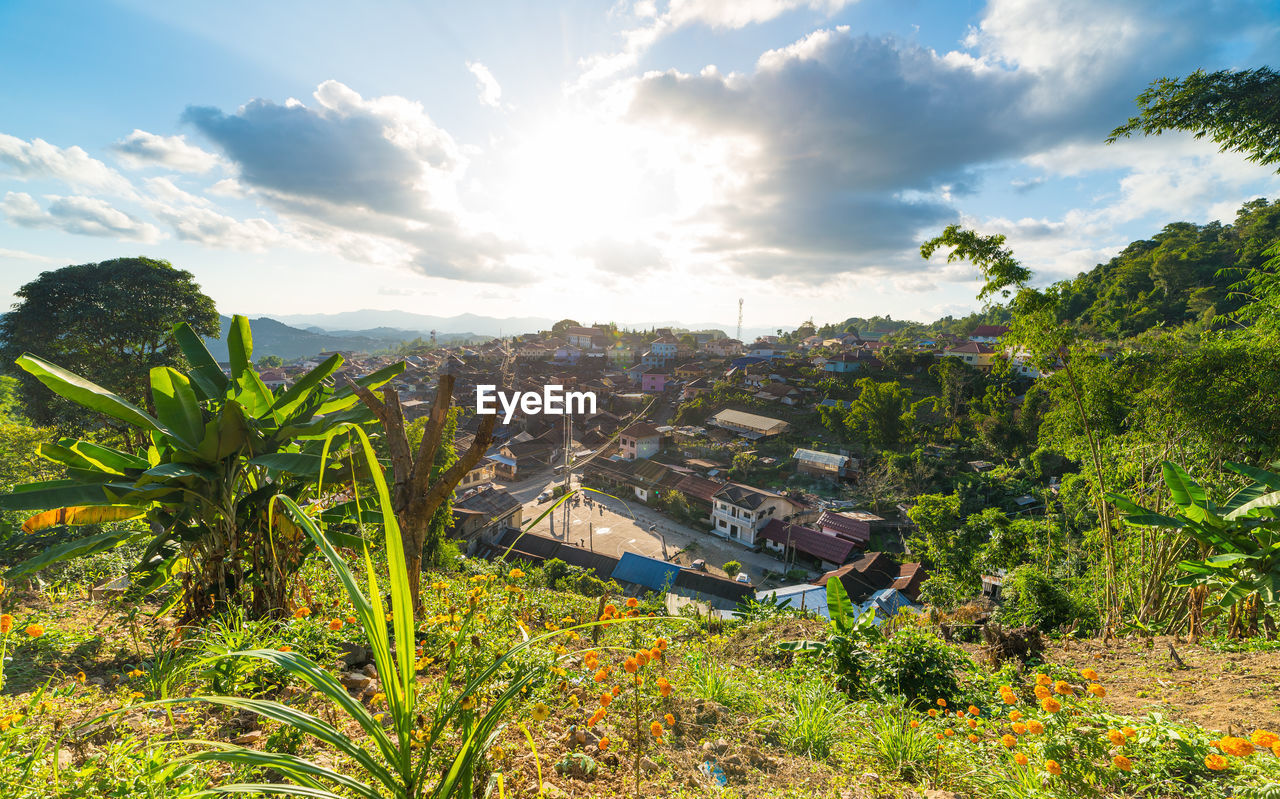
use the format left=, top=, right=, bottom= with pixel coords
left=709, top=483, right=796, bottom=546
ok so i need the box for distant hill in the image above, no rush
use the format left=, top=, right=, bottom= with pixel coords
left=201, top=316, right=449, bottom=361
left=271, top=310, right=556, bottom=338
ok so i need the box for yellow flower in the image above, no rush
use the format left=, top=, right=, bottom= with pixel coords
left=1122, top=726, right=1136, bottom=738
left=1034, top=685, right=1051, bottom=700
left=1205, top=753, right=1228, bottom=771
left=1053, top=680, right=1073, bottom=696
left=650, top=720, right=663, bottom=738
left=1045, top=760, right=1063, bottom=776
left=1250, top=730, right=1279, bottom=748
left=1219, top=736, right=1253, bottom=757
left=1028, top=720, right=1045, bottom=735
left=1087, top=683, right=1106, bottom=698
left=664, top=713, right=675, bottom=727
left=373, top=713, right=385, bottom=723
left=508, top=568, right=525, bottom=580
left=293, top=607, right=311, bottom=618
left=1009, top=710, right=1023, bottom=722
left=1081, top=668, right=1099, bottom=681
left=1113, top=755, right=1132, bottom=771
left=1040, top=697, right=1062, bottom=714
left=1014, top=753, right=1028, bottom=766
left=1012, top=722, right=1027, bottom=735
left=1001, top=734, right=1017, bottom=749
left=1035, top=673, right=1052, bottom=686
left=460, top=695, right=478, bottom=710
left=328, top=618, right=343, bottom=631
left=0, top=614, right=12, bottom=634
left=129, top=691, right=144, bottom=699
left=128, top=668, right=144, bottom=678
left=568, top=695, right=580, bottom=707
left=25, top=624, right=44, bottom=638
left=1107, top=729, right=1126, bottom=746
left=370, top=692, right=386, bottom=704
left=531, top=703, right=550, bottom=722
left=936, top=698, right=947, bottom=707
left=74, top=671, right=86, bottom=684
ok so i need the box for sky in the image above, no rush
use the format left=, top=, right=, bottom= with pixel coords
left=2, top=0, right=1280, bottom=332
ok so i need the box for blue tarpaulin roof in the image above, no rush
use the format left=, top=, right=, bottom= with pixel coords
left=610, top=552, right=681, bottom=592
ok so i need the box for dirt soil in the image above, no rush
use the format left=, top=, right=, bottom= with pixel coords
left=1041, top=636, right=1280, bottom=735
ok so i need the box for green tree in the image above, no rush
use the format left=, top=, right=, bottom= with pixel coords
left=256, top=354, right=284, bottom=369
left=0, top=257, right=220, bottom=434
left=551, top=319, right=581, bottom=336
left=846, top=378, right=912, bottom=451
left=722, top=560, right=742, bottom=578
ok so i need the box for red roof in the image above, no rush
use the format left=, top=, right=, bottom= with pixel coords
left=970, top=325, right=1009, bottom=338
left=621, top=422, right=662, bottom=439
left=817, top=511, right=871, bottom=543
left=758, top=520, right=856, bottom=564
left=947, top=341, right=996, bottom=354
left=674, top=474, right=725, bottom=504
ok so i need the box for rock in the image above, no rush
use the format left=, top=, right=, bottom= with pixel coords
left=860, top=772, right=881, bottom=786
left=87, top=677, right=105, bottom=687
left=721, top=754, right=745, bottom=775
left=640, top=756, right=660, bottom=773
left=603, top=753, right=619, bottom=767
left=56, top=749, right=73, bottom=769
left=234, top=729, right=263, bottom=745
left=741, top=746, right=769, bottom=767
left=713, top=738, right=729, bottom=754
left=694, top=700, right=728, bottom=726
left=361, top=663, right=378, bottom=678
left=340, top=672, right=373, bottom=693
left=923, top=791, right=962, bottom=799
left=335, top=642, right=369, bottom=668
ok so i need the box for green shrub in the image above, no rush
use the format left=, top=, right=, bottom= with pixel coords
left=873, top=627, right=968, bottom=704
left=722, top=560, right=742, bottom=578
left=996, top=565, right=1096, bottom=634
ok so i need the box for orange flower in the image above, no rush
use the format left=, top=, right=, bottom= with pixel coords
left=967, top=733, right=980, bottom=743
left=635, top=651, right=649, bottom=667
left=967, top=719, right=977, bottom=729
left=1122, top=726, right=1136, bottom=738
left=328, top=619, right=343, bottom=631
left=944, top=728, right=955, bottom=737
left=1107, top=730, right=1126, bottom=746
left=1087, top=684, right=1106, bottom=698
left=1035, top=673, right=1052, bottom=686
left=626, top=598, right=639, bottom=608
left=1001, top=734, right=1017, bottom=749
left=278, top=645, right=292, bottom=652
left=1027, top=720, right=1045, bottom=735
left=655, top=638, right=668, bottom=651
left=1040, top=697, right=1062, bottom=714
left=1045, top=760, right=1062, bottom=776
left=1053, top=680, right=1072, bottom=696
left=600, top=693, right=612, bottom=707
left=910, top=720, right=920, bottom=728
left=968, top=705, right=981, bottom=716
left=1001, top=692, right=1017, bottom=705
left=598, top=737, right=610, bottom=750
left=1272, top=742, right=1280, bottom=758
left=1113, top=755, right=1132, bottom=771
left=293, top=607, right=311, bottom=618
left=936, top=698, right=947, bottom=707
left=1009, top=710, right=1023, bottom=722
left=1205, top=754, right=1228, bottom=771
left=602, top=604, right=618, bottom=618
left=649, top=647, right=662, bottom=660
left=594, top=669, right=608, bottom=683
left=612, top=685, right=621, bottom=696
left=656, top=677, right=672, bottom=697
left=588, top=709, right=606, bottom=726
left=650, top=720, right=663, bottom=738
left=1014, top=753, right=1028, bottom=766
left=664, top=713, right=675, bottom=727
left=955, top=710, right=965, bottom=718
left=0, top=615, right=11, bottom=634
left=624, top=658, right=638, bottom=674
left=1081, top=668, right=1099, bottom=681
left=1034, top=685, right=1051, bottom=700
left=1219, top=737, right=1253, bottom=757
left=935, top=733, right=944, bottom=740
left=1012, top=723, right=1027, bottom=735
left=25, top=624, right=43, bottom=638
left=1250, top=730, right=1279, bottom=748
left=928, top=708, right=938, bottom=717
left=346, top=615, right=357, bottom=624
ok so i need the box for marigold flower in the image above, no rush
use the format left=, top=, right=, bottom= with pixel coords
left=968, top=705, right=980, bottom=716
left=612, top=685, right=621, bottom=696
left=1040, top=697, right=1062, bottom=714
left=594, top=669, right=608, bottom=683
left=928, top=708, right=938, bottom=717
left=1053, top=680, right=1073, bottom=696
left=656, top=677, right=672, bottom=696
left=568, top=694, right=580, bottom=707
left=25, top=624, right=43, bottom=638
left=603, top=604, right=618, bottom=617
left=0, top=614, right=12, bottom=634
left=1087, top=684, right=1106, bottom=698
left=935, top=733, right=945, bottom=740
left=936, top=698, right=947, bottom=707
left=1112, top=755, right=1132, bottom=771
left=74, top=671, right=86, bottom=684
left=955, top=710, right=965, bottom=718
left=1028, top=720, right=1044, bottom=735
left=1033, top=685, right=1051, bottom=700
left=531, top=702, right=550, bottom=722
left=1081, top=668, right=1099, bottom=681
left=508, top=568, right=525, bottom=579
left=1001, top=734, right=1017, bottom=749
left=599, top=736, right=610, bottom=750
left=1219, top=736, right=1253, bottom=757
left=967, top=733, right=980, bottom=743
left=1045, top=760, right=1062, bottom=776
left=910, top=720, right=920, bottom=728
left=588, top=708, right=606, bottom=726
left=1107, top=729, right=1126, bottom=746
left=1122, top=726, right=1136, bottom=738
left=373, top=713, right=385, bottom=723
left=967, top=719, right=977, bottom=729
left=1272, top=742, right=1280, bottom=758
left=129, top=691, right=144, bottom=699
left=944, top=728, right=955, bottom=737
left=127, top=668, right=144, bottom=678
left=655, top=638, right=668, bottom=651
left=1009, top=710, right=1023, bottom=722
left=293, top=607, right=311, bottom=618
left=1012, top=723, right=1027, bottom=735
left=1250, top=730, right=1279, bottom=748
left=1205, top=753, right=1228, bottom=771
left=278, top=645, right=292, bottom=652
left=650, top=720, right=663, bottom=738
left=650, top=647, right=662, bottom=660
left=600, top=692, right=613, bottom=707
left=664, top=713, right=675, bottom=727
left=370, top=692, right=386, bottom=704
left=624, top=658, right=638, bottom=674
left=1014, top=753, right=1028, bottom=766
left=1035, top=674, right=1052, bottom=686
left=635, top=651, right=649, bottom=667
left=626, top=598, right=639, bottom=608
left=328, top=619, right=343, bottom=631
left=1002, top=692, right=1017, bottom=704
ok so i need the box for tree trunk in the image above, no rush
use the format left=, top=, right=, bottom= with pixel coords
left=347, top=373, right=497, bottom=610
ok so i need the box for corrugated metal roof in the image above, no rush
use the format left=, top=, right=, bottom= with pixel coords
left=610, top=552, right=681, bottom=592
left=793, top=448, right=847, bottom=468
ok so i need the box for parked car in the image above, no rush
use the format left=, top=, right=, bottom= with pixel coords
left=537, top=491, right=553, bottom=503
left=691, top=559, right=707, bottom=572
left=734, top=572, right=751, bottom=584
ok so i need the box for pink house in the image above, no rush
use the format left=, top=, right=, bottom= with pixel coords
left=641, top=372, right=667, bottom=392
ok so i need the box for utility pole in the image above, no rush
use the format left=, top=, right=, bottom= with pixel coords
left=736, top=297, right=743, bottom=342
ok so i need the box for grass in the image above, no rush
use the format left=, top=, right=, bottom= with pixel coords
left=761, top=681, right=854, bottom=760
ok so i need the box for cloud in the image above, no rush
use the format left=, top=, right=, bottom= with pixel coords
left=466, top=61, right=504, bottom=108
left=0, top=134, right=134, bottom=195
left=112, top=129, right=221, bottom=172
left=2, top=191, right=162, bottom=242
left=0, top=247, right=61, bottom=264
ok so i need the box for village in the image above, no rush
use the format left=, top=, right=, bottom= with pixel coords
left=247, top=320, right=1036, bottom=621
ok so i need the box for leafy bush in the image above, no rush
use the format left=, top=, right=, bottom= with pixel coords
left=873, top=627, right=968, bottom=704
left=722, top=560, right=742, bottom=578
left=996, top=565, right=1097, bottom=634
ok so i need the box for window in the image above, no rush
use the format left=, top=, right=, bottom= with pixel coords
left=718, top=519, right=727, bottom=529
left=729, top=524, right=739, bottom=539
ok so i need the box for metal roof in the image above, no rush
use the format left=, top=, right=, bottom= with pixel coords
left=793, top=448, right=847, bottom=468
left=610, top=552, right=682, bottom=592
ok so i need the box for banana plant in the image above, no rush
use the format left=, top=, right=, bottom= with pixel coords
left=1110, top=461, right=1280, bottom=630
left=0, top=315, right=403, bottom=620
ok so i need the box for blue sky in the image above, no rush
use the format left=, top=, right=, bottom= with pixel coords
left=2, top=0, right=1279, bottom=331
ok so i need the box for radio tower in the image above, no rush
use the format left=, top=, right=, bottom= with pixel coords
left=736, top=297, right=743, bottom=342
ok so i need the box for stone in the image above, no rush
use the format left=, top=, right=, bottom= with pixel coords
left=234, top=729, right=263, bottom=745
left=713, top=738, right=729, bottom=754
left=361, top=663, right=378, bottom=678
left=340, top=672, right=373, bottom=693
left=923, top=791, right=962, bottom=799
left=640, top=756, right=660, bottom=773
left=860, top=772, right=881, bottom=786
left=56, top=749, right=73, bottom=769
left=335, top=642, right=369, bottom=668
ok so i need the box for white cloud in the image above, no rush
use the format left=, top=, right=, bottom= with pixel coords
left=2, top=191, right=162, bottom=242
left=112, top=129, right=221, bottom=172
left=0, top=134, right=134, bottom=195
left=466, top=61, right=504, bottom=108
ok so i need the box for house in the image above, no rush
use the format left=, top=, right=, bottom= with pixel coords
left=673, top=474, right=726, bottom=520
left=817, top=510, right=884, bottom=546
left=755, top=382, right=803, bottom=406
left=942, top=341, right=997, bottom=369
left=457, top=458, right=497, bottom=490
left=815, top=552, right=927, bottom=603
left=681, top=377, right=710, bottom=400
left=969, top=325, right=1009, bottom=343
left=608, top=344, right=635, bottom=367
left=753, top=584, right=831, bottom=618
left=822, top=352, right=864, bottom=374
left=619, top=422, right=663, bottom=460
left=709, top=483, right=796, bottom=546
left=498, top=438, right=557, bottom=479
left=793, top=449, right=855, bottom=480
left=565, top=326, right=605, bottom=349
left=673, top=362, right=704, bottom=380
left=641, top=372, right=667, bottom=393
left=757, top=518, right=858, bottom=570
left=450, top=486, right=523, bottom=555
left=611, top=552, right=682, bottom=594
left=673, top=570, right=754, bottom=610
left=705, top=338, right=743, bottom=357
left=709, top=409, right=789, bottom=439
left=649, top=336, right=679, bottom=361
